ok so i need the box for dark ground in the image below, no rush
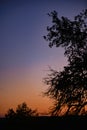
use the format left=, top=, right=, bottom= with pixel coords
left=0, top=116, right=87, bottom=130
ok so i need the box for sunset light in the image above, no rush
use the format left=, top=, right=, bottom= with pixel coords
left=0, top=0, right=86, bottom=117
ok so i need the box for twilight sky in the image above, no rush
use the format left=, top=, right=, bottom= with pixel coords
left=0, top=0, right=86, bottom=116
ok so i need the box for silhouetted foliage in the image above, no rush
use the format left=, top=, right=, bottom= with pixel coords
left=5, top=102, right=39, bottom=119
left=5, top=108, right=16, bottom=119
left=44, top=9, right=87, bottom=116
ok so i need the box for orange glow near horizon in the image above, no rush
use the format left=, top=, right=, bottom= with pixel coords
left=0, top=64, right=54, bottom=117
left=0, top=51, right=67, bottom=117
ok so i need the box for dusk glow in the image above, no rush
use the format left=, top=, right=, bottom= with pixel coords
left=0, top=0, right=85, bottom=117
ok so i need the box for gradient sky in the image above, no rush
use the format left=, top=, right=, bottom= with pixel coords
left=0, top=0, right=86, bottom=116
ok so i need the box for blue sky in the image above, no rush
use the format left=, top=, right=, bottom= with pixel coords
left=0, top=0, right=85, bottom=71
left=0, top=0, right=86, bottom=116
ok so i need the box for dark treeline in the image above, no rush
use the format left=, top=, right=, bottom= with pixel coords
left=0, top=115, right=87, bottom=130
left=0, top=102, right=87, bottom=129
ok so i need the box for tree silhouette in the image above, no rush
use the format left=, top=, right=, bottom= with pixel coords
left=44, top=9, right=87, bottom=116
left=5, top=108, right=16, bottom=119
left=5, top=102, right=38, bottom=119
left=16, top=102, right=38, bottom=118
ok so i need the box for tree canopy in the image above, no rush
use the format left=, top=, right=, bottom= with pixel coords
left=5, top=102, right=38, bottom=119
left=44, top=9, right=87, bottom=116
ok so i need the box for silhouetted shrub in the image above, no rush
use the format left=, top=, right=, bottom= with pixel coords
left=5, top=102, right=39, bottom=119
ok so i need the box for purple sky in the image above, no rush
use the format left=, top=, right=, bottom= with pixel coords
left=0, top=0, right=86, bottom=116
